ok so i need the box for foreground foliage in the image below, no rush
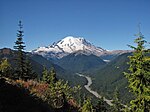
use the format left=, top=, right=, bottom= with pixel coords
left=81, top=98, right=93, bottom=112
left=12, top=78, right=80, bottom=110
left=124, top=31, right=150, bottom=112
left=0, top=58, right=11, bottom=77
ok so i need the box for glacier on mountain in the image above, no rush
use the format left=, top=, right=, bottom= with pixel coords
left=32, top=36, right=106, bottom=59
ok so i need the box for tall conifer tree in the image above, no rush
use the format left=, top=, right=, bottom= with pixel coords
left=14, top=21, right=26, bottom=79
left=124, top=30, right=150, bottom=112
left=25, top=58, right=37, bottom=79
left=42, top=66, right=50, bottom=83
left=42, top=67, right=57, bottom=85
left=50, top=67, right=57, bottom=84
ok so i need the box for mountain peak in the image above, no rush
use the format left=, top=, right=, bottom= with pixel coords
left=32, top=36, right=105, bottom=59
left=63, top=36, right=82, bottom=39
left=59, top=36, right=88, bottom=46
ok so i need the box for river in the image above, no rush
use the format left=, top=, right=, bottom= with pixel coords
left=77, top=73, right=113, bottom=106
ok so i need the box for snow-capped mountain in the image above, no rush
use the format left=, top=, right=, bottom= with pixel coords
left=32, top=36, right=106, bottom=59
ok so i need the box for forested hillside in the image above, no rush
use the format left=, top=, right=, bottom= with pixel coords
left=57, top=52, right=106, bottom=72
left=91, top=53, right=133, bottom=103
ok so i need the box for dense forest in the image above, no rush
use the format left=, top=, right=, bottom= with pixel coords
left=0, top=21, right=150, bottom=112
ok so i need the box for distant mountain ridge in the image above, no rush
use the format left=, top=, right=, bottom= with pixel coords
left=0, top=48, right=66, bottom=78
left=56, top=52, right=106, bottom=72
left=32, top=36, right=132, bottom=61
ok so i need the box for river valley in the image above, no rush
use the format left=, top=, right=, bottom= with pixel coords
left=77, top=73, right=113, bottom=106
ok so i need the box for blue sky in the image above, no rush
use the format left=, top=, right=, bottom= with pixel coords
left=0, top=0, right=150, bottom=51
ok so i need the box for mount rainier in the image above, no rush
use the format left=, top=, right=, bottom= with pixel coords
left=32, top=36, right=131, bottom=60
left=32, top=36, right=106, bottom=59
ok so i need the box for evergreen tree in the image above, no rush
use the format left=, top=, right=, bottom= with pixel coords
left=14, top=21, right=26, bottom=79
left=0, top=58, right=11, bottom=78
left=95, top=97, right=107, bottom=112
left=42, top=79, right=80, bottom=109
left=81, top=98, right=93, bottom=112
left=25, top=58, right=37, bottom=79
left=112, top=88, right=123, bottom=112
left=49, top=67, right=57, bottom=84
left=124, top=31, right=150, bottom=112
left=42, top=66, right=50, bottom=83
left=42, top=67, right=57, bottom=85
left=77, top=87, right=82, bottom=107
